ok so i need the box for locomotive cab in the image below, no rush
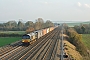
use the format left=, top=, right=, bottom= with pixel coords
left=22, top=32, right=36, bottom=46
left=22, top=34, right=31, bottom=46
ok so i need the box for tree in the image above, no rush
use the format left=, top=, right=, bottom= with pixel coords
left=35, top=18, right=44, bottom=30
left=0, top=23, right=4, bottom=31
left=81, top=26, right=85, bottom=33
left=74, top=23, right=90, bottom=34
left=45, top=20, right=54, bottom=28
left=18, top=21, right=24, bottom=30
left=25, top=21, right=34, bottom=27
left=26, top=27, right=34, bottom=33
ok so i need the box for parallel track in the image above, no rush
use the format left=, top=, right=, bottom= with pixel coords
left=0, top=27, right=62, bottom=60
left=0, top=41, right=22, bottom=56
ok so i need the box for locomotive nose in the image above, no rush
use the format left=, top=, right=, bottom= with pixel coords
left=22, top=40, right=29, bottom=43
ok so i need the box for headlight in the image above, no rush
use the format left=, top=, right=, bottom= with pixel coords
left=22, top=40, right=25, bottom=42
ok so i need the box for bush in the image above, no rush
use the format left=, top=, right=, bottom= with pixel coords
left=66, top=28, right=88, bottom=56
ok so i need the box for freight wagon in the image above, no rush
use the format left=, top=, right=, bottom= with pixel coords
left=50, top=27, right=54, bottom=31
left=46, top=28, right=50, bottom=33
left=42, top=29, right=47, bottom=36
left=34, top=30, right=43, bottom=39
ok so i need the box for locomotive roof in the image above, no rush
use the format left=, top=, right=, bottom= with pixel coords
left=27, top=32, right=35, bottom=36
left=34, top=30, right=42, bottom=32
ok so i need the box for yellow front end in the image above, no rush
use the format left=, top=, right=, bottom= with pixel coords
left=22, top=39, right=30, bottom=43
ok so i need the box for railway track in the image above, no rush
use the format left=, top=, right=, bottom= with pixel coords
left=0, top=41, right=25, bottom=60
left=0, top=27, right=62, bottom=60
left=0, top=41, right=22, bottom=56
left=8, top=29, right=57, bottom=60
left=20, top=29, right=58, bottom=60
left=42, top=29, right=60, bottom=60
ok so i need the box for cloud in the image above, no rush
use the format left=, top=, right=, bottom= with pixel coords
left=76, top=2, right=90, bottom=9
left=44, top=2, right=48, bottom=4
left=77, top=2, right=82, bottom=7
left=20, top=0, right=23, bottom=3
left=84, top=4, right=90, bottom=8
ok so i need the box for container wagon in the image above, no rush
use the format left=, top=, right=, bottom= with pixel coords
left=42, top=29, right=47, bottom=36
left=46, top=28, right=50, bottom=33
left=35, top=30, right=43, bottom=39
left=50, top=27, right=54, bottom=31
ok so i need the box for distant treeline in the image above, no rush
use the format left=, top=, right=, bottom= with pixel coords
left=74, top=24, right=90, bottom=34
left=0, top=18, right=54, bottom=31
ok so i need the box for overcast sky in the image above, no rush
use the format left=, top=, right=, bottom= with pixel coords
left=0, top=0, right=90, bottom=22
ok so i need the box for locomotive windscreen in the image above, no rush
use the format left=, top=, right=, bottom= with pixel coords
left=22, top=35, right=30, bottom=39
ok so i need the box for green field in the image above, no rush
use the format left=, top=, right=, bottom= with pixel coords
left=82, top=34, right=90, bottom=50
left=67, top=23, right=80, bottom=27
left=67, top=21, right=90, bottom=27
left=0, top=31, right=25, bottom=34
left=0, top=37, right=21, bottom=47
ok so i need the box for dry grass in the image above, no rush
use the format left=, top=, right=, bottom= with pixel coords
left=64, top=40, right=83, bottom=60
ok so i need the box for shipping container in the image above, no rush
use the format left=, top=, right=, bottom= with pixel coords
left=50, top=27, right=54, bottom=31
left=40, top=30, right=43, bottom=37
left=35, top=30, right=43, bottom=39
left=46, top=28, right=50, bottom=33
left=42, top=29, right=47, bottom=36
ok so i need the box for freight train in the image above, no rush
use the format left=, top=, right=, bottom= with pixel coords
left=22, top=27, right=56, bottom=46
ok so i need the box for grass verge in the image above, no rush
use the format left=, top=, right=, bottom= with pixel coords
left=0, top=37, right=21, bottom=47
left=82, top=34, right=90, bottom=50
